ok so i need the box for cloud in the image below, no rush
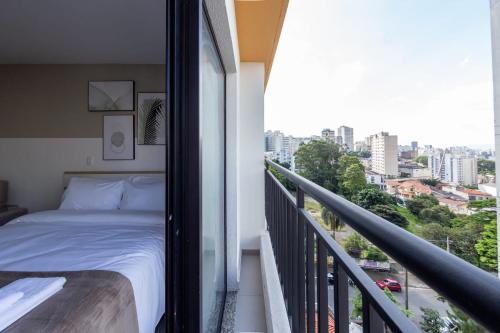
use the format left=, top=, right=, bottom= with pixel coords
left=459, top=56, right=471, bottom=68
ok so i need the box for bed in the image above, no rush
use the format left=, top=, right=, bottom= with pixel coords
left=0, top=172, right=165, bottom=333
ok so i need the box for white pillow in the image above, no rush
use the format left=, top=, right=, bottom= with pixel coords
left=120, top=179, right=165, bottom=211
left=59, top=177, right=125, bottom=210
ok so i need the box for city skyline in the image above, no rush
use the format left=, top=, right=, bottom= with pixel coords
left=265, top=127, right=495, bottom=152
left=264, top=0, right=494, bottom=148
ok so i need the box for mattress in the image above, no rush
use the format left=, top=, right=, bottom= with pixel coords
left=0, top=210, right=165, bottom=333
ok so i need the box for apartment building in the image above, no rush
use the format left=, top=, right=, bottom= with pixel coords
left=354, top=140, right=369, bottom=152
left=429, top=153, right=478, bottom=185
left=320, top=128, right=335, bottom=141
left=370, top=132, right=398, bottom=176
left=338, top=126, right=354, bottom=151
left=265, top=130, right=303, bottom=166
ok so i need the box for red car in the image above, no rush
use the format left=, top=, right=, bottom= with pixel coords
left=376, top=278, right=401, bottom=292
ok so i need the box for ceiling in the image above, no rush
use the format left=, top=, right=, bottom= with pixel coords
left=0, top=0, right=166, bottom=64
left=235, top=0, right=289, bottom=85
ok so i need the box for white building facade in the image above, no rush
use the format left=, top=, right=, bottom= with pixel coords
left=370, top=132, right=398, bottom=176
left=430, top=153, right=478, bottom=185
left=338, top=125, right=354, bottom=151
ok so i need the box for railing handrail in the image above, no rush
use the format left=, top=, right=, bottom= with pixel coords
left=266, top=159, right=500, bottom=332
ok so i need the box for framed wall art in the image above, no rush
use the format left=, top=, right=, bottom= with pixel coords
left=137, top=92, right=166, bottom=145
left=103, top=115, right=135, bottom=160
left=89, top=80, right=134, bottom=111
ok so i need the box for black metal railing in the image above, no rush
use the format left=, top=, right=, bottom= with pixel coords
left=264, top=160, right=500, bottom=333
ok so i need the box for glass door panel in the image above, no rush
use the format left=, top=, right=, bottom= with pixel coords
left=200, top=12, right=226, bottom=332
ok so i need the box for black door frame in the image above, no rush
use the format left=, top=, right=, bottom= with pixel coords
left=167, top=1, right=227, bottom=331
left=167, top=0, right=202, bottom=332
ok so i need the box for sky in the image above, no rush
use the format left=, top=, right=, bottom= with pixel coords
left=264, top=0, right=495, bottom=149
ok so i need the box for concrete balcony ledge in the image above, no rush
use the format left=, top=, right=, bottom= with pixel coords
left=260, top=231, right=291, bottom=333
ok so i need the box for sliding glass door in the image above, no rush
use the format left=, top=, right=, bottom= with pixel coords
left=200, top=11, right=226, bottom=332
left=167, top=2, right=226, bottom=331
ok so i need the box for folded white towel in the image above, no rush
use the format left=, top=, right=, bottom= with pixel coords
left=0, top=291, right=24, bottom=313
left=0, top=277, right=66, bottom=332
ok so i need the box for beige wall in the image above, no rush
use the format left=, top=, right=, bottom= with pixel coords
left=0, top=64, right=165, bottom=211
left=0, top=64, right=165, bottom=138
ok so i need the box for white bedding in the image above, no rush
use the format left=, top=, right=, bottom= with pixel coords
left=0, top=210, right=165, bottom=333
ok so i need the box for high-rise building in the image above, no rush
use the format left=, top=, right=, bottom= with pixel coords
left=411, top=141, right=418, bottom=151
left=321, top=128, right=335, bottom=141
left=264, top=130, right=284, bottom=153
left=264, top=130, right=305, bottom=168
left=365, top=136, right=373, bottom=151
left=429, top=153, right=478, bottom=185
left=370, top=132, right=398, bottom=176
left=338, top=126, right=354, bottom=151
left=354, top=141, right=369, bottom=152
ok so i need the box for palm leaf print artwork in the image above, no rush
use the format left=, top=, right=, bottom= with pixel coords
left=138, top=93, right=166, bottom=145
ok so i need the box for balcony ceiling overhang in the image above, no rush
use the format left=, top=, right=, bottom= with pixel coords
left=235, top=0, right=289, bottom=86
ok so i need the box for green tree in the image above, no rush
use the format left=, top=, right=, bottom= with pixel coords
left=338, top=155, right=362, bottom=175
left=268, top=160, right=296, bottom=192
left=294, top=140, right=342, bottom=192
left=343, top=233, right=368, bottom=257
left=419, top=205, right=455, bottom=226
left=320, top=206, right=345, bottom=240
left=369, top=204, right=409, bottom=228
left=475, top=219, right=498, bottom=271
left=468, top=198, right=496, bottom=210
left=448, top=304, right=486, bottom=333
left=420, top=178, right=439, bottom=186
left=340, top=163, right=367, bottom=199
left=477, top=159, right=495, bottom=175
left=361, top=245, right=388, bottom=261
left=450, top=211, right=496, bottom=229
left=415, top=155, right=429, bottom=166
left=352, top=187, right=395, bottom=209
left=406, top=194, right=438, bottom=216
left=421, top=223, right=449, bottom=249
left=449, top=223, right=484, bottom=266
left=351, top=290, right=363, bottom=319
left=420, top=308, right=444, bottom=333
left=383, top=287, right=413, bottom=317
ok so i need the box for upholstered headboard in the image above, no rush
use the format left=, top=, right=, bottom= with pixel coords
left=63, top=171, right=165, bottom=189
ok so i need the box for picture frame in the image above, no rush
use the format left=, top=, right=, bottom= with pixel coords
left=89, top=80, right=135, bottom=111
left=103, top=115, right=135, bottom=160
left=137, top=92, right=166, bottom=145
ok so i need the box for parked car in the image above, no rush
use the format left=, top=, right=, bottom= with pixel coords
left=375, top=278, right=401, bottom=292
left=440, top=317, right=458, bottom=333
left=327, top=273, right=334, bottom=285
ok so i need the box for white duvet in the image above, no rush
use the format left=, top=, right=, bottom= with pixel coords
left=0, top=210, right=165, bottom=333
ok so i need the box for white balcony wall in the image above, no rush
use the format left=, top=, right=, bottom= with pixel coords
left=489, top=0, right=500, bottom=277
left=239, top=63, right=266, bottom=250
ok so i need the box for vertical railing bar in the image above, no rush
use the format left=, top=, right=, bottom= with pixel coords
left=333, top=260, right=350, bottom=333
left=279, top=190, right=283, bottom=279
left=317, top=239, right=328, bottom=333
left=369, top=304, right=385, bottom=333
left=289, top=198, right=294, bottom=318
left=306, top=224, right=315, bottom=333
left=362, top=294, right=370, bottom=333
left=296, top=188, right=305, bottom=333
left=293, top=199, right=299, bottom=332
left=362, top=294, right=384, bottom=333
left=281, top=193, right=290, bottom=306
left=278, top=189, right=285, bottom=284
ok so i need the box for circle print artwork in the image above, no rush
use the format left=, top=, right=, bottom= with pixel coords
left=111, top=131, right=126, bottom=153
